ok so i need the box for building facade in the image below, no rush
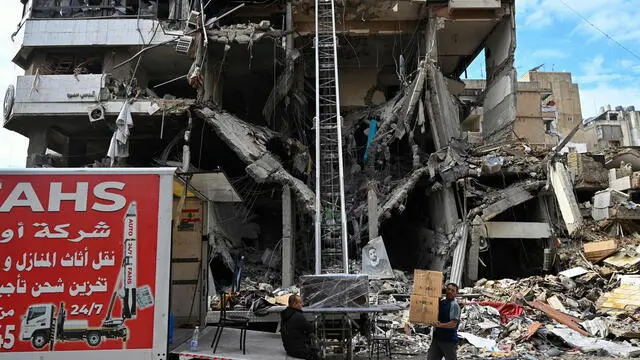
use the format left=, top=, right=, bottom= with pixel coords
left=519, top=71, right=585, bottom=145
left=3, top=0, right=519, bottom=285
left=461, top=70, right=585, bottom=148
left=583, top=106, right=640, bottom=152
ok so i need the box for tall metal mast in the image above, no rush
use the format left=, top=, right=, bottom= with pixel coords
left=314, top=0, right=349, bottom=274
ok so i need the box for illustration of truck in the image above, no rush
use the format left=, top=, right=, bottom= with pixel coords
left=21, top=302, right=128, bottom=349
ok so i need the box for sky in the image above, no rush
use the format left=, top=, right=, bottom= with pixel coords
left=466, top=0, right=640, bottom=117
left=1, top=0, right=640, bottom=167
left=0, top=3, right=28, bottom=168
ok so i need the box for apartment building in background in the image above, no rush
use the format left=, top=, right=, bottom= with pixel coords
left=583, top=105, right=640, bottom=152
left=520, top=70, right=585, bottom=144
left=461, top=70, right=586, bottom=149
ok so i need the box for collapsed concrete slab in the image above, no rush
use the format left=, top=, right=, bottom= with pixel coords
left=467, top=179, right=544, bottom=221
left=479, top=221, right=551, bottom=239
left=548, top=162, right=583, bottom=235
left=195, top=107, right=315, bottom=214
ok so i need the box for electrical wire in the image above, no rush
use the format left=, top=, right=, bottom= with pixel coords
left=557, top=0, right=640, bottom=62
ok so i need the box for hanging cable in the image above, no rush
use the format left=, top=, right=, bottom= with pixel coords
left=557, top=0, right=640, bottom=62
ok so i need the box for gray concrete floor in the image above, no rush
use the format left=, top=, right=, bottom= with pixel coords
left=171, top=326, right=290, bottom=360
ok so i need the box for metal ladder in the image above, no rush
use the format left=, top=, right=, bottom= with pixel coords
left=314, top=0, right=349, bottom=274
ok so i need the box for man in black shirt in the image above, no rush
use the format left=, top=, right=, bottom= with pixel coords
left=280, top=294, right=317, bottom=360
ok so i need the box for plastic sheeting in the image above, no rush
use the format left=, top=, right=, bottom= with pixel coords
left=458, top=332, right=501, bottom=353
left=300, top=274, right=369, bottom=309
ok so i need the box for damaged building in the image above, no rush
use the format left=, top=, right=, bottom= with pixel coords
left=462, top=69, right=587, bottom=151
left=3, top=0, right=576, bottom=326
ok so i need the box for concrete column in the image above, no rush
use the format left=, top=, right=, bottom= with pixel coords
left=286, top=2, right=294, bottom=51
left=367, top=183, right=379, bottom=240
left=466, top=217, right=482, bottom=283
left=203, top=53, right=223, bottom=105
left=482, top=14, right=517, bottom=141
left=26, top=129, right=48, bottom=168
left=200, top=233, right=209, bottom=327
left=424, top=11, right=438, bottom=62
left=428, top=186, right=459, bottom=271
left=282, top=186, right=295, bottom=287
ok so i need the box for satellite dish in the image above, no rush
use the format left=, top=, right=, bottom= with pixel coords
left=3, top=85, right=15, bottom=121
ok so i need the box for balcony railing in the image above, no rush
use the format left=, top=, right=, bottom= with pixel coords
left=449, top=0, right=501, bottom=9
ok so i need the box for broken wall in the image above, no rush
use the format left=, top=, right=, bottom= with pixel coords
left=521, top=71, right=585, bottom=143
left=340, top=67, right=385, bottom=108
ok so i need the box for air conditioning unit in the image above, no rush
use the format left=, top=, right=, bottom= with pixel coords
left=175, top=36, right=194, bottom=55
left=186, top=11, right=200, bottom=29
left=88, top=104, right=105, bottom=122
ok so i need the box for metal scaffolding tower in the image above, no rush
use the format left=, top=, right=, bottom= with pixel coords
left=314, top=0, right=349, bottom=274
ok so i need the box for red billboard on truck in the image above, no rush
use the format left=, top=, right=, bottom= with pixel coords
left=0, top=168, right=173, bottom=360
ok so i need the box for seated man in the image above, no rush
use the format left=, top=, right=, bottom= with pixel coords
left=280, top=295, right=317, bottom=360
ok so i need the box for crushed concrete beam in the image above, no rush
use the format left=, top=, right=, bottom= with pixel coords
left=378, top=167, right=429, bottom=222
left=195, top=107, right=315, bottom=214
left=246, top=154, right=315, bottom=214
left=476, top=181, right=542, bottom=221
left=195, top=107, right=275, bottom=163
left=548, top=162, right=583, bottom=235
left=426, top=62, right=461, bottom=148
left=480, top=221, right=551, bottom=239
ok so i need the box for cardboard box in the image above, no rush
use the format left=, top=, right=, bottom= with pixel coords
left=583, top=240, right=617, bottom=263
left=412, top=270, right=443, bottom=297
left=409, top=295, right=439, bottom=324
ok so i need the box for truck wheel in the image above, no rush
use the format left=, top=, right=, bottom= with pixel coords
left=86, top=332, right=101, bottom=347
left=31, top=331, right=49, bottom=349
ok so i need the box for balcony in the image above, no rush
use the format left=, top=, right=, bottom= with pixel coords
left=11, top=74, right=106, bottom=116
left=4, top=74, right=186, bottom=136
left=13, top=18, right=179, bottom=68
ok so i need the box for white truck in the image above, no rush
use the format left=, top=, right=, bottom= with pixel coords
left=21, top=303, right=128, bottom=349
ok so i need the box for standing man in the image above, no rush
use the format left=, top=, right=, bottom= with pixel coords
left=280, top=295, right=317, bottom=360
left=427, top=283, right=460, bottom=360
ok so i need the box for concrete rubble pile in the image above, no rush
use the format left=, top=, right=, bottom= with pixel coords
left=207, top=145, right=640, bottom=359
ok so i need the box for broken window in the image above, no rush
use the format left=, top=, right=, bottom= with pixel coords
left=30, top=0, right=158, bottom=19
left=609, top=113, right=619, bottom=121
left=596, top=125, right=622, bottom=141
left=544, top=120, right=552, bottom=132
left=34, top=53, right=103, bottom=75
